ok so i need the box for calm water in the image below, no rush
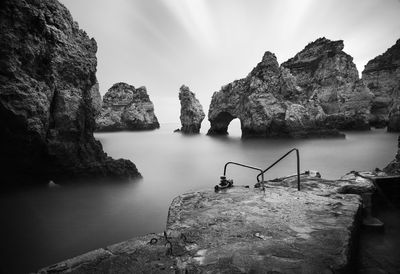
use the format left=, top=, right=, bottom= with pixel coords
left=0, top=122, right=398, bottom=273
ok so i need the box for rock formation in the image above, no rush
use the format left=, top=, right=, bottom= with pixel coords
left=388, top=103, right=400, bottom=131
left=208, top=38, right=373, bottom=137
left=178, top=85, right=205, bottom=134
left=96, top=83, right=159, bottom=131
left=282, top=38, right=373, bottom=130
left=384, top=136, right=400, bottom=175
left=0, top=0, right=140, bottom=184
left=362, top=39, right=400, bottom=130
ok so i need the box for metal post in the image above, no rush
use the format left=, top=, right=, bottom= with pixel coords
left=296, top=149, right=300, bottom=191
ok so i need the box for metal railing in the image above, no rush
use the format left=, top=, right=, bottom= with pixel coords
left=256, top=148, right=301, bottom=191
left=223, top=162, right=265, bottom=188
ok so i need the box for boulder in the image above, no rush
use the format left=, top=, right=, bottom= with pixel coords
left=384, top=136, right=400, bottom=175
left=178, top=85, right=205, bottom=134
left=0, top=0, right=140, bottom=184
left=362, top=39, right=400, bottom=129
left=96, top=82, right=159, bottom=131
left=208, top=38, right=372, bottom=138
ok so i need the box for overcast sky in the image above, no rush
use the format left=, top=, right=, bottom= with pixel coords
left=61, top=0, right=400, bottom=123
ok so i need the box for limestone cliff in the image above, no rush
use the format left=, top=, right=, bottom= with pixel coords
left=384, top=136, right=400, bottom=175
left=282, top=37, right=373, bottom=130
left=96, top=83, right=159, bottom=131
left=0, top=0, right=140, bottom=183
left=178, top=85, right=205, bottom=134
left=208, top=38, right=372, bottom=137
left=362, top=39, right=400, bottom=131
left=388, top=103, right=400, bottom=132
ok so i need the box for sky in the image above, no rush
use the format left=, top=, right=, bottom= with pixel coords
left=60, top=0, right=400, bottom=123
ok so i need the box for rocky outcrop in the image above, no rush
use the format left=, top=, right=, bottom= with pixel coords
left=178, top=85, right=205, bottom=134
left=96, top=83, right=159, bottom=131
left=388, top=103, right=400, bottom=131
left=362, top=39, right=400, bottom=129
left=208, top=38, right=372, bottom=137
left=281, top=38, right=373, bottom=130
left=0, top=0, right=140, bottom=184
left=384, top=136, right=400, bottom=175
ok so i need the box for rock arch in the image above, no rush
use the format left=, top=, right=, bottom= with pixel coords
left=207, top=38, right=374, bottom=138
left=207, top=111, right=240, bottom=135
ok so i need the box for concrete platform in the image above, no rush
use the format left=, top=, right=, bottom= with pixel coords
left=38, top=177, right=363, bottom=274
left=166, top=186, right=361, bottom=273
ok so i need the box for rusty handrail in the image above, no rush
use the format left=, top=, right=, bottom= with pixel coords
left=256, top=148, right=301, bottom=191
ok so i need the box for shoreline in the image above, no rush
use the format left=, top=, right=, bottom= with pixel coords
left=38, top=172, right=380, bottom=273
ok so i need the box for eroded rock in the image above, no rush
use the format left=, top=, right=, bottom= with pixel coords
left=362, top=38, right=400, bottom=129
left=208, top=38, right=372, bottom=138
left=178, top=85, right=205, bottom=134
left=282, top=37, right=373, bottom=130
left=166, top=187, right=361, bottom=273
left=96, top=82, right=159, bottom=131
left=269, top=172, right=375, bottom=196
left=384, top=136, right=400, bottom=175
left=0, top=0, right=140, bottom=183
left=388, top=102, right=400, bottom=132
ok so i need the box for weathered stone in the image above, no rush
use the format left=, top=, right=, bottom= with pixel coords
left=207, top=52, right=331, bottom=137
left=38, top=233, right=177, bottom=274
left=0, top=0, right=140, bottom=184
left=362, top=38, right=400, bottom=129
left=384, top=135, right=400, bottom=175
left=388, top=102, right=400, bottom=132
left=167, top=187, right=361, bottom=273
left=282, top=38, right=373, bottom=130
left=208, top=38, right=372, bottom=138
left=178, top=85, right=205, bottom=134
left=96, top=82, right=159, bottom=131
left=269, top=172, right=375, bottom=196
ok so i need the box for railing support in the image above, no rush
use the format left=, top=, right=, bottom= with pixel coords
left=221, top=148, right=301, bottom=192
left=256, top=148, right=301, bottom=191
left=223, top=162, right=265, bottom=189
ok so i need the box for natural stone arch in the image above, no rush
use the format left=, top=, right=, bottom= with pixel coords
left=207, top=111, right=241, bottom=135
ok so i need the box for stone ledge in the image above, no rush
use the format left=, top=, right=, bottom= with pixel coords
left=166, top=186, right=361, bottom=273
left=38, top=176, right=364, bottom=273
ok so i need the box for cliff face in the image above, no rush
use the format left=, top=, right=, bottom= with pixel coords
left=362, top=39, right=400, bottom=131
left=96, top=83, right=159, bottom=131
left=178, top=85, right=205, bottom=134
left=208, top=52, right=332, bottom=137
left=388, top=104, right=400, bottom=132
left=208, top=38, right=372, bottom=137
left=0, top=0, right=140, bottom=183
left=384, top=136, right=400, bottom=175
left=282, top=38, right=373, bottom=130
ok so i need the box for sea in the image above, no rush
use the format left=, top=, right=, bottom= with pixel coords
left=0, top=121, right=398, bottom=273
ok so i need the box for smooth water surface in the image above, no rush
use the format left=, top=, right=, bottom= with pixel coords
left=0, top=122, right=398, bottom=273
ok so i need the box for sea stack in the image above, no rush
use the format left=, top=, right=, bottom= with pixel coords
left=178, top=85, right=205, bottom=134
left=0, top=0, right=140, bottom=184
left=207, top=38, right=372, bottom=138
left=362, top=38, right=400, bottom=131
left=96, top=82, right=159, bottom=131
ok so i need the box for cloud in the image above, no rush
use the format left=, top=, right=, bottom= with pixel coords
left=161, top=0, right=218, bottom=50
